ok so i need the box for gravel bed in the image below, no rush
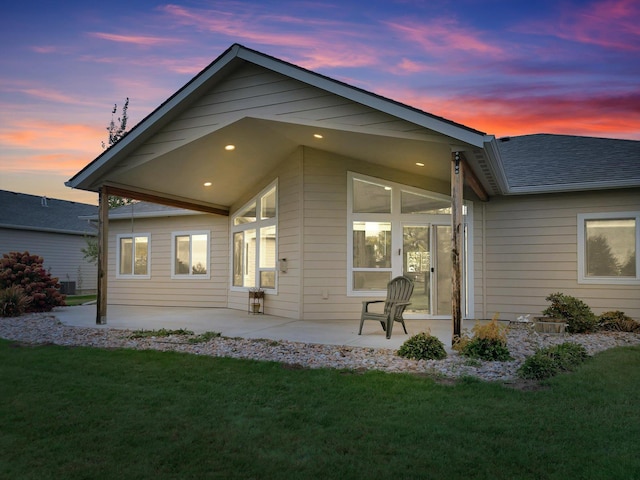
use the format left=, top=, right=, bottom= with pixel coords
left=2, top=313, right=639, bottom=382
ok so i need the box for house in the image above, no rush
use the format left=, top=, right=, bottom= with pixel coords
left=0, top=190, right=98, bottom=294
left=66, top=44, right=640, bottom=323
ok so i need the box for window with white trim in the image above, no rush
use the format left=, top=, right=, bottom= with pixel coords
left=347, top=173, right=472, bottom=300
left=232, top=182, right=278, bottom=290
left=578, top=212, right=639, bottom=284
left=171, top=231, right=210, bottom=279
left=116, top=233, right=150, bottom=278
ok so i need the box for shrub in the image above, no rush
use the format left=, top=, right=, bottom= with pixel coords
left=517, top=353, right=559, bottom=380
left=0, top=251, right=66, bottom=312
left=398, top=331, right=447, bottom=361
left=457, top=316, right=512, bottom=362
left=598, top=311, right=640, bottom=333
left=542, top=292, right=597, bottom=333
left=0, top=285, right=32, bottom=317
left=518, top=342, right=589, bottom=380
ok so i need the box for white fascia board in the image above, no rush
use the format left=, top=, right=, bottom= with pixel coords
left=482, top=136, right=511, bottom=194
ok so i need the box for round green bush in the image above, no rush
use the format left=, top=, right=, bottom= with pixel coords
left=398, top=332, right=447, bottom=361
left=460, top=337, right=512, bottom=361
left=518, top=342, right=589, bottom=380
left=518, top=354, right=559, bottom=380
left=542, top=292, right=597, bottom=333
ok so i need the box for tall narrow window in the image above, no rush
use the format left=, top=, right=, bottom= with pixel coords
left=232, top=182, right=278, bottom=290
left=116, top=234, right=150, bottom=278
left=578, top=213, right=639, bottom=284
left=171, top=231, right=210, bottom=278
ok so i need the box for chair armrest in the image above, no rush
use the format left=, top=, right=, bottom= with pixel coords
left=361, top=299, right=384, bottom=313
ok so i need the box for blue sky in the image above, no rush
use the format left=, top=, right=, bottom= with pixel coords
left=1, top=0, right=638, bottom=204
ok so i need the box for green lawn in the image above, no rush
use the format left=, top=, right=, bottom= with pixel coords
left=63, top=294, right=96, bottom=306
left=1, top=339, right=639, bottom=479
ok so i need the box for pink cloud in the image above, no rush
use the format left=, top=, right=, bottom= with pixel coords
left=159, top=4, right=380, bottom=70
left=0, top=120, right=103, bottom=156
left=391, top=89, right=640, bottom=140
left=386, top=19, right=504, bottom=57
left=521, top=0, right=640, bottom=51
left=88, top=32, right=184, bottom=47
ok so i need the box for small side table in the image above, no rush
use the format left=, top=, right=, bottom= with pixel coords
left=248, top=290, right=264, bottom=314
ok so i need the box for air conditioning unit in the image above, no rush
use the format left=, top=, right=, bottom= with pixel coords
left=59, top=281, right=76, bottom=295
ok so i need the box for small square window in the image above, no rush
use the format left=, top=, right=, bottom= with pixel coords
left=578, top=213, right=639, bottom=284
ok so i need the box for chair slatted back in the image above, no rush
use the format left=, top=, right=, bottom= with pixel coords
left=383, top=276, right=414, bottom=319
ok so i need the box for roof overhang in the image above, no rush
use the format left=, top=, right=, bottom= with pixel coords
left=67, top=44, right=496, bottom=207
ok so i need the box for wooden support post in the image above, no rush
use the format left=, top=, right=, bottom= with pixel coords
left=451, top=152, right=463, bottom=344
left=96, top=187, right=109, bottom=324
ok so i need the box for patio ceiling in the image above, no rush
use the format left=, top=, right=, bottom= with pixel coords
left=101, top=116, right=473, bottom=210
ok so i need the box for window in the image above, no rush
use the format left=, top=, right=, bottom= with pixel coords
left=116, top=233, right=150, bottom=278
left=578, top=212, right=639, bottom=284
left=232, top=182, right=278, bottom=290
left=171, top=231, right=210, bottom=278
left=347, top=172, right=474, bottom=318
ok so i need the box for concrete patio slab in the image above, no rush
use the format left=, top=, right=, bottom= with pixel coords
left=53, top=305, right=460, bottom=351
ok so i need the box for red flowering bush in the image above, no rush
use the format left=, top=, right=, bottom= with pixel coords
left=0, top=251, right=66, bottom=314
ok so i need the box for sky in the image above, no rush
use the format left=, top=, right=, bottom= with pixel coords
left=1, top=0, right=638, bottom=205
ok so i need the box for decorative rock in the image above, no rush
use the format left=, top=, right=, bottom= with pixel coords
left=1, top=313, right=639, bottom=382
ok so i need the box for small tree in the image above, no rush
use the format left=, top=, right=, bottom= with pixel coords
left=102, top=98, right=133, bottom=210
left=81, top=235, right=98, bottom=266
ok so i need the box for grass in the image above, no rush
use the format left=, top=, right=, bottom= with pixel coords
left=63, top=295, right=96, bottom=306
left=1, top=339, right=639, bottom=479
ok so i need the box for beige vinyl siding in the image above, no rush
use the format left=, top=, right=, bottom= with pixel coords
left=108, top=214, right=228, bottom=307
left=130, top=63, right=439, bottom=163
left=227, top=148, right=303, bottom=318
left=481, top=189, right=640, bottom=320
left=0, top=228, right=97, bottom=293
left=300, top=147, right=456, bottom=320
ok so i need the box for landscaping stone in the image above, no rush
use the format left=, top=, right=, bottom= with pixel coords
left=1, top=313, right=639, bottom=382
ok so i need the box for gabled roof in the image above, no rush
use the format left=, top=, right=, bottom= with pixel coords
left=493, top=134, right=640, bottom=194
left=0, top=190, right=97, bottom=235
left=66, top=43, right=491, bottom=201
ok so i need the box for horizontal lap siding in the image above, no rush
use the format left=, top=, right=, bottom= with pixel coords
left=133, top=64, right=431, bottom=160
left=108, top=215, right=228, bottom=307
left=0, top=228, right=97, bottom=293
left=301, top=147, right=452, bottom=320
left=227, top=149, right=302, bottom=318
left=483, top=190, right=640, bottom=319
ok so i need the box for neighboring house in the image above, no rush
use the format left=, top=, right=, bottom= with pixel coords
left=67, top=44, right=640, bottom=321
left=0, top=190, right=98, bottom=294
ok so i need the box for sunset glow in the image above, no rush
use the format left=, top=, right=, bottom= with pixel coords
left=1, top=0, right=638, bottom=204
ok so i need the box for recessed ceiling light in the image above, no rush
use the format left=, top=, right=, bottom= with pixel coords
left=384, top=186, right=392, bottom=191
left=225, top=144, right=236, bottom=151
left=203, top=182, right=212, bottom=187
left=415, top=162, right=425, bottom=167
left=313, top=133, right=323, bottom=139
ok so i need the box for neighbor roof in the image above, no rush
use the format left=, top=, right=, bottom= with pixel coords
left=0, top=190, right=97, bottom=235
left=494, top=134, right=640, bottom=194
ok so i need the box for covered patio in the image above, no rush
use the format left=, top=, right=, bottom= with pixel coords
left=54, top=305, right=460, bottom=351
